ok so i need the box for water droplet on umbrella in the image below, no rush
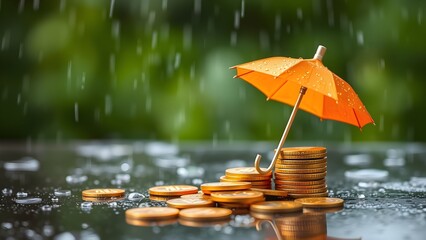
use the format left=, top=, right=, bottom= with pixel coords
left=15, top=198, right=42, bottom=204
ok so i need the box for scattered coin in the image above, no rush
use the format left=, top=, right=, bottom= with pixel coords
left=250, top=201, right=303, bottom=213
left=179, top=207, right=232, bottom=221
left=294, top=197, right=344, bottom=208
left=200, top=182, right=251, bottom=194
left=249, top=188, right=288, bottom=197
left=166, top=198, right=215, bottom=209
left=125, top=207, right=180, bottom=220
left=82, top=188, right=125, bottom=198
left=180, top=193, right=211, bottom=200
left=210, top=191, right=264, bottom=204
left=149, top=185, right=198, bottom=196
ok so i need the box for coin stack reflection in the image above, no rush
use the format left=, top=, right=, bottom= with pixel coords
left=275, top=213, right=327, bottom=240
left=220, top=167, right=272, bottom=189
left=274, top=147, right=328, bottom=198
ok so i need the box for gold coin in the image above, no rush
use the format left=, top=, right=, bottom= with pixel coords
left=274, top=172, right=326, bottom=181
left=303, top=206, right=344, bottom=214
left=219, top=176, right=271, bottom=183
left=249, top=188, right=288, bottom=197
left=149, top=185, right=198, bottom=196
left=274, top=179, right=326, bottom=186
left=179, top=207, right=232, bottom=221
left=82, top=188, right=125, bottom=198
left=218, top=202, right=251, bottom=209
left=200, top=182, right=252, bottom=193
left=288, top=192, right=328, bottom=199
left=274, top=183, right=326, bottom=189
left=250, top=201, right=303, bottom=213
left=125, top=207, right=179, bottom=220
left=149, top=195, right=178, bottom=202
left=180, top=193, right=211, bottom=200
left=210, top=190, right=264, bottom=204
left=166, top=198, right=215, bottom=209
left=294, top=197, right=344, bottom=208
left=276, top=187, right=328, bottom=194
left=82, top=196, right=125, bottom=203
left=277, top=158, right=327, bottom=165
left=126, top=217, right=177, bottom=227
left=178, top=218, right=229, bottom=227
left=275, top=162, right=327, bottom=169
left=226, top=167, right=272, bottom=177
left=275, top=167, right=327, bottom=174
left=279, top=146, right=326, bottom=156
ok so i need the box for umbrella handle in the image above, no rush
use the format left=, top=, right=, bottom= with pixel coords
left=254, top=86, right=307, bottom=175
left=256, top=219, right=283, bottom=240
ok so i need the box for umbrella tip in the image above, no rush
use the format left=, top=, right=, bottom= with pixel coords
left=313, top=45, right=327, bottom=61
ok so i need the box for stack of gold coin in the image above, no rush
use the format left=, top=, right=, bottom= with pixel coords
left=274, top=147, right=328, bottom=198
left=148, top=185, right=199, bottom=201
left=220, top=167, right=272, bottom=189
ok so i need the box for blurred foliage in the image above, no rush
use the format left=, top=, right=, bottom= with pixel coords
left=0, top=0, right=425, bottom=142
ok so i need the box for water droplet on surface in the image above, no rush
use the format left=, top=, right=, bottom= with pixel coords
left=108, top=202, right=118, bottom=208
left=16, top=192, right=28, bottom=198
left=2, top=188, right=13, bottom=196
left=66, top=175, right=88, bottom=184
left=128, top=192, right=144, bottom=201
left=15, top=197, right=42, bottom=204
left=80, top=202, right=93, bottom=210
left=54, top=190, right=71, bottom=197
left=344, top=154, right=372, bottom=166
left=1, top=222, right=13, bottom=230
left=41, top=205, right=52, bottom=212
left=345, top=169, right=389, bottom=181
left=4, top=157, right=40, bottom=171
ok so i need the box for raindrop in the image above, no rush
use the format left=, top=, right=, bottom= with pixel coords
left=1, top=31, right=10, bottom=51
left=15, top=197, right=42, bottom=204
left=296, top=8, right=303, bottom=20
left=128, top=192, right=145, bottom=201
left=59, top=0, right=66, bottom=12
left=357, top=194, right=366, bottom=199
left=120, top=163, right=131, bottom=172
left=162, top=0, right=167, bottom=10
left=109, top=0, right=115, bottom=18
left=151, top=31, right=158, bottom=49
left=81, top=72, right=86, bottom=90
left=356, top=31, right=364, bottom=45
left=74, top=103, right=79, bottom=122
left=241, top=0, right=245, bottom=18
left=82, top=223, right=89, bottom=229
left=4, top=157, right=40, bottom=171
left=105, top=95, right=112, bottom=115
left=344, top=169, right=389, bottom=181
left=183, top=25, right=192, bottom=50
left=54, top=232, right=75, bottom=240
left=234, top=11, right=240, bottom=29
left=194, top=0, right=201, bottom=15
left=174, top=52, right=181, bottom=69
left=54, top=189, right=71, bottom=197
left=33, top=0, right=40, bottom=10
left=18, top=0, right=25, bottom=13
left=109, top=54, right=115, bottom=74
left=111, top=20, right=120, bottom=39
left=115, top=173, right=130, bottom=182
left=418, top=9, right=423, bottom=25
left=16, top=192, right=28, bottom=198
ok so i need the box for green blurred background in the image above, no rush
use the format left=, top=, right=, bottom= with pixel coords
left=0, top=0, right=425, bottom=142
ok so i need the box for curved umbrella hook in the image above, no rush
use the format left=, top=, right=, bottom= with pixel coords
left=256, top=219, right=283, bottom=240
left=254, top=45, right=326, bottom=175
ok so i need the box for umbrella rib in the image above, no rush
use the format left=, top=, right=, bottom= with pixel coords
left=266, top=61, right=308, bottom=100
left=352, top=108, right=361, bottom=129
left=233, top=70, right=255, bottom=79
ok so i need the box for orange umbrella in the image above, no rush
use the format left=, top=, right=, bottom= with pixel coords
left=230, top=45, right=374, bottom=174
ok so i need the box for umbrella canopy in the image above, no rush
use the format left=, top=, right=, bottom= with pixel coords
left=232, top=55, right=373, bottom=128
left=231, top=45, right=374, bottom=174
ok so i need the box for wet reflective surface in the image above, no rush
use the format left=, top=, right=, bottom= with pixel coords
left=1, top=141, right=425, bottom=240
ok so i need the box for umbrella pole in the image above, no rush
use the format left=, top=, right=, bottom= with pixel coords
left=254, top=86, right=307, bottom=174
